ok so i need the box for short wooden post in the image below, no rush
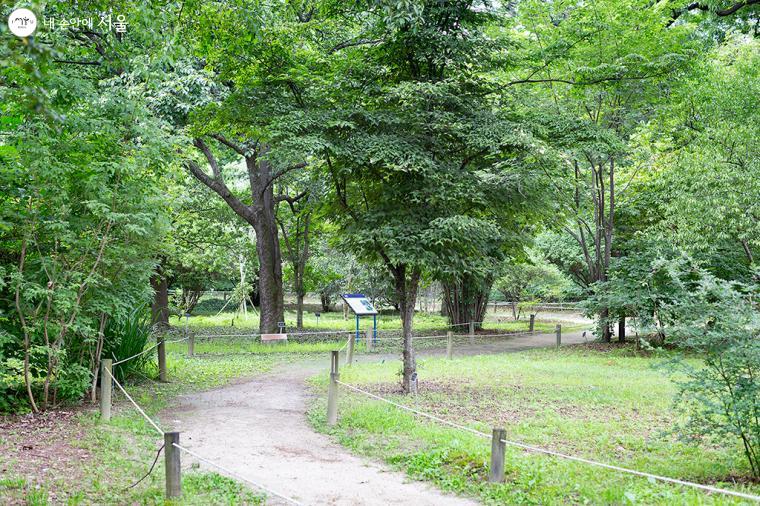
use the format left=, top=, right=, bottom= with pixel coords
left=555, top=324, right=562, bottom=349
left=529, top=314, right=535, bottom=333
left=489, top=428, right=507, bottom=483
left=327, top=350, right=340, bottom=426
left=365, top=330, right=372, bottom=352
left=157, top=335, right=167, bottom=382
left=446, top=331, right=453, bottom=360
left=346, top=334, right=355, bottom=366
left=164, top=431, right=181, bottom=498
left=187, top=333, right=195, bottom=357
left=468, top=321, right=475, bottom=345
left=100, top=359, right=112, bottom=421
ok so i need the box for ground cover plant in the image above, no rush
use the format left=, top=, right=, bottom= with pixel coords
left=310, top=345, right=760, bottom=505
left=0, top=349, right=278, bottom=504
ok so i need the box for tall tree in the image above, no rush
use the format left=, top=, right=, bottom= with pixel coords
left=319, top=0, right=544, bottom=391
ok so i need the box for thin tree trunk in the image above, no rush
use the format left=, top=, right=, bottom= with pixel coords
left=393, top=266, right=421, bottom=393
left=14, top=238, right=39, bottom=413
left=296, top=292, right=305, bottom=329
left=150, top=267, right=170, bottom=330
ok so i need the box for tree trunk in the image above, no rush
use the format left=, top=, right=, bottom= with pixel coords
left=618, top=316, right=625, bottom=343
left=186, top=138, right=288, bottom=335
left=296, top=292, right=305, bottom=329
left=150, top=266, right=170, bottom=330
left=600, top=307, right=612, bottom=342
left=253, top=215, right=285, bottom=333
left=442, top=275, right=491, bottom=331
left=320, top=292, right=331, bottom=312
left=393, top=266, right=421, bottom=394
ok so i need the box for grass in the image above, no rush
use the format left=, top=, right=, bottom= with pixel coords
left=308, top=346, right=760, bottom=505
left=179, top=307, right=560, bottom=334
left=0, top=350, right=278, bottom=505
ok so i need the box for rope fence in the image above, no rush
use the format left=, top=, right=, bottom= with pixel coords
left=97, top=336, right=304, bottom=504
left=325, top=350, right=760, bottom=503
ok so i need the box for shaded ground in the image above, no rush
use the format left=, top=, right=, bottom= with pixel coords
left=163, top=329, right=591, bottom=505
left=0, top=410, right=91, bottom=505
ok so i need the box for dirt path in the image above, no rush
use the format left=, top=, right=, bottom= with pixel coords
left=165, top=329, right=591, bottom=505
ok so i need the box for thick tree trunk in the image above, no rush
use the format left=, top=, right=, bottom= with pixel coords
left=253, top=215, right=285, bottom=333
left=392, top=265, right=421, bottom=393
left=186, top=138, right=288, bottom=335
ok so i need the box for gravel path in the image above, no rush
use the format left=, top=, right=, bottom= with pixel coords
left=164, top=329, right=591, bottom=505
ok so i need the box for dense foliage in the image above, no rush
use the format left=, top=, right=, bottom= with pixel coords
left=0, top=0, right=758, bottom=479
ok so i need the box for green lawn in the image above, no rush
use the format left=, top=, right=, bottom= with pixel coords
left=309, top=346, right=760, bottom=505
left=0, top=350, right=278, bottom=505
left=180, top=308, right=559, bottom=334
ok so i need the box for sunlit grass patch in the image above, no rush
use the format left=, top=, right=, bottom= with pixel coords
left=310, top=346, right=760, bottom=505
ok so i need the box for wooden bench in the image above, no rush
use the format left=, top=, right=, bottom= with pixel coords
left=261, top=333, right=287, bottom=344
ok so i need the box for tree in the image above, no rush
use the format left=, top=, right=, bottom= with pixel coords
left=319, top=0, right=544, bottom=391
left=495, top=263, right=565, bottom=320
left=511, top=0, right=696, bottom=340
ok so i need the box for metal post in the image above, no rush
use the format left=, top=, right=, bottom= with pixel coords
left=373, top=314, right=377, bottom=344
left=100, top=359, right=112, bottom=421
left=157, top=335, right=167, bottom=382
left=489, top=428, right=507, bottom=483
left=446, top=331, right=453, bottom=360
left=529, top=314, right=535, bottom=333
left=556, top=324, right=562, bottom=349
left=164, top=431, right=181, bottom=498
left=355, top=315, right=360, bottom=343
left=327, top=350, right=340, bottom=426
left=468, top=321, right=475, bottom=345
left=346, top=334, right=355, bottom=366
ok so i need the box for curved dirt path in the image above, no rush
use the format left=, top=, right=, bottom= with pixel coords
left=164, top=330, right=591, bottom=505
left=166, top=360, right=476, bottom=506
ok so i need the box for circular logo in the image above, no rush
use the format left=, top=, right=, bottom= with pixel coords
left=8, top=8, right=37, bottom=37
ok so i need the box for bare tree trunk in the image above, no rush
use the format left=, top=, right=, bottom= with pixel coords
left=393, top=266, right=421, bottom=393
left=296, top=292, right=305, bottom=329
left=14, top=238, right=39, bottom=413
left=90, top=313, right=108, bottom=403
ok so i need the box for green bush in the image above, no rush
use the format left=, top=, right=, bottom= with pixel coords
left=102, top=307, right=153, bottom=383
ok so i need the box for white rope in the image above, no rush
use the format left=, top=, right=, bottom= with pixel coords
left=112, top=337, right=189, bottom=366
left=368, top=331, right=536, bottom=341
left=336, top=381, right=760, bottom=502
left=172, top=443, right=304, bottom=506
left=102, top=367, right=164, bottom=435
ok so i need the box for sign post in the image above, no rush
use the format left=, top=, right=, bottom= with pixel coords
left=341, top=294, right=379, bottom=346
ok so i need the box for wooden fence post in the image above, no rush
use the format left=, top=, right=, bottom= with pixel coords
left=555, top=324, right=562, bottom=349
left=489, top=428, right=507, bottom=483
left=164, top=431, right=181, bottom=498
left=468, top=321, right=475, bottom=345
left=327, top=350, right=340, bottom=426
left=529, top=314, right=535, bottom=333
left=365, top=330, right=372, bottom=352
left=100, top=359, right=112, bottom=421
left=346, top=334, right=355, bottom=366
left=446, top=331, right=453, bottom=360
left=187, top=333, right=195, bottom=357
left=158, top=335, right=167, bottom=382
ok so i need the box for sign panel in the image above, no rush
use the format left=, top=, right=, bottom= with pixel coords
left=341, top=294, right=378, bottom=316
